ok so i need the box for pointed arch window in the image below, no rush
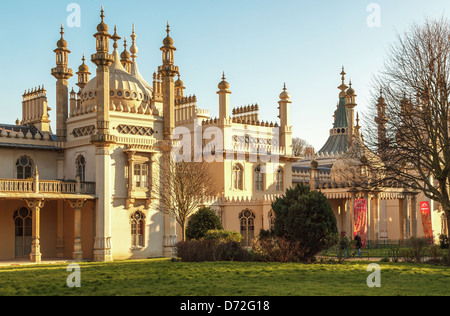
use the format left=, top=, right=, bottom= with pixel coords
left=268, top=210, right=275, bottom=231
left=13, top=207, right=32, bottom=257
left=233, top=164, right=243, bottom=190
left=131, top=211, right=146, bottom=248
left=255, top=165, right=264, bottom=191
left=276, top=167, right=284, bottom=192
left=16, top=156, right=33, bottom=179
left=240, top=209, right=256, bottom=247
left=76, top=155, right=86, bottom=182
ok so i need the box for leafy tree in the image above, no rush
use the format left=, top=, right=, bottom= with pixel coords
left=272, top=184, right=338, bottom=261
left=186, top=207, right=223, bottom=240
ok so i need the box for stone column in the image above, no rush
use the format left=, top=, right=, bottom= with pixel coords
left=373, top=193, right=380, bottom=242
left=411, top=194, right=418, bottom=237
left=25, top=199, right=46, bottom=263
left=93, top=146, right=113, bottom=262
left=68, top=199, right=87, bottom=262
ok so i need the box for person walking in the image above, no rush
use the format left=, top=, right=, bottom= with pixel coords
left=338, top=231, right=350, bottom=259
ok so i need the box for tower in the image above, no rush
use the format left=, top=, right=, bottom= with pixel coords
left=158, top=22, right=179, bottom=139
left=345, top=81, right=357, bottom=147
left=51, top=24, right=73, bottom=141
left=375, top=87, right=388, bottom=152
left=217, top=72, right=231, bottom=123
left=120, top=37, right=133, bottom=73
left=91, top=6, right=114, bottom=142
left=90, top=7, right=115, bottom=262
left=175, top=75, right=186, bottom=102
left=278, top=83, right=292, bottom=155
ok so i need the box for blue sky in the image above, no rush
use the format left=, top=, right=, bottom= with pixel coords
left=1, top=0, right=450, bottom=150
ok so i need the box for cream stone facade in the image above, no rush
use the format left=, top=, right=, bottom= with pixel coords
left=0, top=9, right=296, bottom=262
left=0, top=9, right=447, bottom=264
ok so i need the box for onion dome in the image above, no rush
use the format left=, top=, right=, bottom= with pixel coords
left=163, top=22, right=175, bottom=48
left=279, top=83, right=290, bottom=100
left=78, top=54, right=90, bottom=73
left=218, top=72, right=230, bottom=91
left=96, top=7, right=109, bottom=33
left=175, top=74, right=184, bottom=87
left=121, top=37, right=131, bottom=61
left=346, top=81, right=356, bottom=96
left=56, top=24, right=68, bottom=49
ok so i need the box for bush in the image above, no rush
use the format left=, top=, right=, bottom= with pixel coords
left=204, top=229, right=243, bottom=244
left=272, top=184, right=338, bottom=262
left=186, top=207, right=223, bottom=241
left=439, top=234, right=449, bottom=249
left=409, top=237, right=427, bottom=263
left=252, top=236, right=302, bottom=263
left=175, top=239, right=252, bottom=262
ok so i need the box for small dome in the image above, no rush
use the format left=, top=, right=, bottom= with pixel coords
left=347, top=87, right=355, bottom=96
left=163, top=35, right=174, bottom=47
left=57, top=38, right=68, bottom=49
left=78, top=62, right=89, bottom=73
left=279, top=84, right=290, bottom=100
left=218, top=79, right=230, bottom=91
left=175, top=76, right=184, bottom=87
left=121, top=49, right=131, bottom=61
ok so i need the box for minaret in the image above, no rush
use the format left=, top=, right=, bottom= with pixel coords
left=76, top=54, right=91, bottom=91
left=120, top=37, right=132, bottom=73
left=90, top=7, right=115, bottom=263
left=51, top=24, right=73, bottom=141
left=175, top=75, right=186, bottom=102
left=158, top=22, right=180, bottom=139
left=345, top=80, right=357, bottom=147
left=278, top=83, right=293, bottom=155
left=375, top=87, right=388, bottom=152
left=217, top=72, right=231, bottom=122
left=91, top=7, right=114, bottom=142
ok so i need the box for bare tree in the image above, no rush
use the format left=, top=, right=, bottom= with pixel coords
left=292, top=137, right=311, bottom=157
left=362, top=17, right=450, bottom=262
left=152, top=147, right=219, bottom=241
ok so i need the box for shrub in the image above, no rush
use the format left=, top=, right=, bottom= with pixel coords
left=176, top=230, right=251, bottom=262
left=272, top=184, right=338, bottom=262
left=186, top=207, right=223, bottom=241
left=409, top=237, right=427, bottom=263
left=252, top=236, right=302, bottom=263
left=439, top=234, right=449, bottom=249
left=204, top=229, right=243, bottom=244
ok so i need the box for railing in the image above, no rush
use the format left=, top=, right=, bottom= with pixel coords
left=0, top=179, right=96, bottom=195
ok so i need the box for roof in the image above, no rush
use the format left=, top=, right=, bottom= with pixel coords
left=317, top=97, right=348, bottom=155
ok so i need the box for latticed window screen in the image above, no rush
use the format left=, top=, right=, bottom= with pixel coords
left=131, top=211, right=146, bottom=247
left=16, top=156, right=33, bottom=179
left=240, top=209, right=256, bottom=247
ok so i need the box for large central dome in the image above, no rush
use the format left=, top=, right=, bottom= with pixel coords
left=80, top=50, right=153, bottom=110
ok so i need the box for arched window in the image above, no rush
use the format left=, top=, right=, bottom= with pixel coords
left=131, top=211, right=146, bottom=247
left=268, top=210, right=275, bottom=231
left=276, top=167, right=284, bottom=192
left=239, top=209, right=256, bottom=247
left=16, top=156, right=33, bottom=179
left=76, top=155, right=86, bottom=182
left=13, top=207, right=32, bottom=257
left=254, top=165, right=263, bottom=191
left=233, top=164, right=243, bottom=190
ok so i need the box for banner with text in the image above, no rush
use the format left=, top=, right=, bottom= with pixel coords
left=354, top=199, right=368, bottom=247
left=420, top=201, right=433, bottom=244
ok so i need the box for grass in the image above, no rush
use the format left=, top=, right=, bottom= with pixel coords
left=0, top=258, right=449, bottom=296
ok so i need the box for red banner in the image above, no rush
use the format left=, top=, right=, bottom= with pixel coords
left=420, top=201, right=433, bottom=243
left=354, top=199, right=368, bottom=247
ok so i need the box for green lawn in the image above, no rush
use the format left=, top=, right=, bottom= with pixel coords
left=0, top=259, right=449, bottom=296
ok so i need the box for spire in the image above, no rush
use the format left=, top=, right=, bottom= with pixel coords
left=130, top=23, right=138, bottom=61
left=111, top=25, right=121, bottom=51
left=338, top=66, right=348, bottom=97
